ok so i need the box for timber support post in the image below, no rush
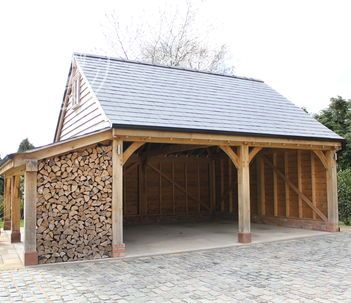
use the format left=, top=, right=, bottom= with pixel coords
left=112, top=139, right=125, bottom=257
left=10, top=175, right=21, bottom=243
left=24, top=160, right=38, bottom=266
left=3, top=177, right=11, bottom=230
left=326, top=150, right=339, bottom=232
left=237, top=145, right=251, bottom=243
left=219, top=145, right=260, bottom=243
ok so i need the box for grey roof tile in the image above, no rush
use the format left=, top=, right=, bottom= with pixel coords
left=74, top=53, right=342, bottom=141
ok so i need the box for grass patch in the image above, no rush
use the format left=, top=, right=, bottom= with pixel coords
left=0, top=219, right=24, bottom=228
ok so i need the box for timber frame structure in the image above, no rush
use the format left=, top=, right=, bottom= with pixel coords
left=0, top=127, right=342, bottom=265
left=0, top=53, right=344, bottom=266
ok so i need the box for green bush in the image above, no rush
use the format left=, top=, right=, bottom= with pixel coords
left=0, top=194, right=3, bottom=219
left=338, top=169, right=351, bottom=225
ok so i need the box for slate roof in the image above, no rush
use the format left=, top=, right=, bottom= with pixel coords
left=74, top=53, right=342, bottom=141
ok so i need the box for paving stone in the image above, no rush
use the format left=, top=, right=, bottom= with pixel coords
left=1, top=233, right=351, bottom=302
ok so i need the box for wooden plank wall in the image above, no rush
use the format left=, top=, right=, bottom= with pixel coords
left=256, top=150, right=327, bottom=221
left=123, top=148, right=328, bottom=224
left=123, top=154, right=259, bottom=223
left=124, top=155, right=212, bottom=223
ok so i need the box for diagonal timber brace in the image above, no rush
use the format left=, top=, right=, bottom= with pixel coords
left=262, top=155, right=328, bottom=222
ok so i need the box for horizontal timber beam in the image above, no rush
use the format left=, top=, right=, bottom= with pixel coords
left=145, top=144, right=208, bottom=159
left=113, top=129, right=341, bottom=150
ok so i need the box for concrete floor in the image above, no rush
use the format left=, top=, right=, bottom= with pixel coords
left=124, top=221, right=328, bottom=257
left=0, top=222, right=329, bottom=269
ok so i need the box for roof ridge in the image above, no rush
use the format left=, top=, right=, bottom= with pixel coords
left=73, top=52, right=264, bottom=83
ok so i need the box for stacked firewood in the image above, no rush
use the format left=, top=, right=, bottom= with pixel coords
left=36, top=144, right=113, bottom=264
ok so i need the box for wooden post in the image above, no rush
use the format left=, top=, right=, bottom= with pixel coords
left=24, top=160, right=38, bottom=266
left=10, top=175, right=21, bottom=243
left=326, top=150, right=339, bottom=231
left=237, top=145, right=251, bottom=243
left=112, top=139, right=125, bottom=257
left=3, top=177, right=11, bottom=230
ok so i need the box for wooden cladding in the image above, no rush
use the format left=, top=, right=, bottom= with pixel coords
left=123, top=148, right=328, bottom=224
left=257, top=150, right=328, bottom=221
left=124, top=156, right=211, bottom=220
left=57, top=73, right=110, bottom=142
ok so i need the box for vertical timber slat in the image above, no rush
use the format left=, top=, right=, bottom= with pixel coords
left=256, top=159, right=261, bottom=216
left=273, top=153, right=278, bottom=216
left=220, top=159, right=224, bottom=212
left=297, top=150, right=303, bottom=218
left=311, top=153, right=316, bottom=220
left=185, top=161, right=188, bottom=214
left=159, top=162, right=162, bottom=215
left=197, top=160, right=201, bottom=212
left=138, top=162, right=143, bottom=216
left=210, top=160, right=216, bottom=213
left=229, top=158, right=233, bottom=213
left=172, top=159, right=175, bottom=214
left=259, top=157, right=265, bottom=216
left=284, top=152, right=290, bottom=217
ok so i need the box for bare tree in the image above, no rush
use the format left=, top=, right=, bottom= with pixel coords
left=103, top=1, right=234, bottom=75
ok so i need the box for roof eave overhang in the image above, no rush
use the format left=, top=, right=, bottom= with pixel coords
left=112, top=123, right=344, bottom=149
left=0, top=128, right=113, bottom=177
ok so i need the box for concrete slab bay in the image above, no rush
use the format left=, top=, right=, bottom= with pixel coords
left=0, top=222, right=328, bottom=269
left=124, top=221, right=328, bottom=257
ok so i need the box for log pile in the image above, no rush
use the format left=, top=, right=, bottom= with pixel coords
left=36, top=144, right=113, bottom=264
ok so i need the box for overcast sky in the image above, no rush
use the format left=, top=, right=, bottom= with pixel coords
left=0, top=0, right=350, bottom=157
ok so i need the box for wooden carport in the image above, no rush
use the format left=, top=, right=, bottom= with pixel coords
left=111, top=127, right=341, bottom=252
left=0, top=127, right=341, bottom=265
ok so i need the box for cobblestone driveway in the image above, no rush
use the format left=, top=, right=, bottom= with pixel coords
left=1, top=233, right=351, bottom=303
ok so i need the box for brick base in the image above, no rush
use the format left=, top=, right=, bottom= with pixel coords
left=252, top=215, right=340, bottom=232
left=24, top=252, right=38, bottom=266
left=112, top=244, right=126, bottom=257
left=10, top=231, right=21, bottom=243
left=238, top=232, right=251, bottom=243
left=325, top=223, right=340, bottom=232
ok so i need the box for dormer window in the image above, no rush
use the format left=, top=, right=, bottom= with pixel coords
left=71, top=73, right=81, bottom=109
